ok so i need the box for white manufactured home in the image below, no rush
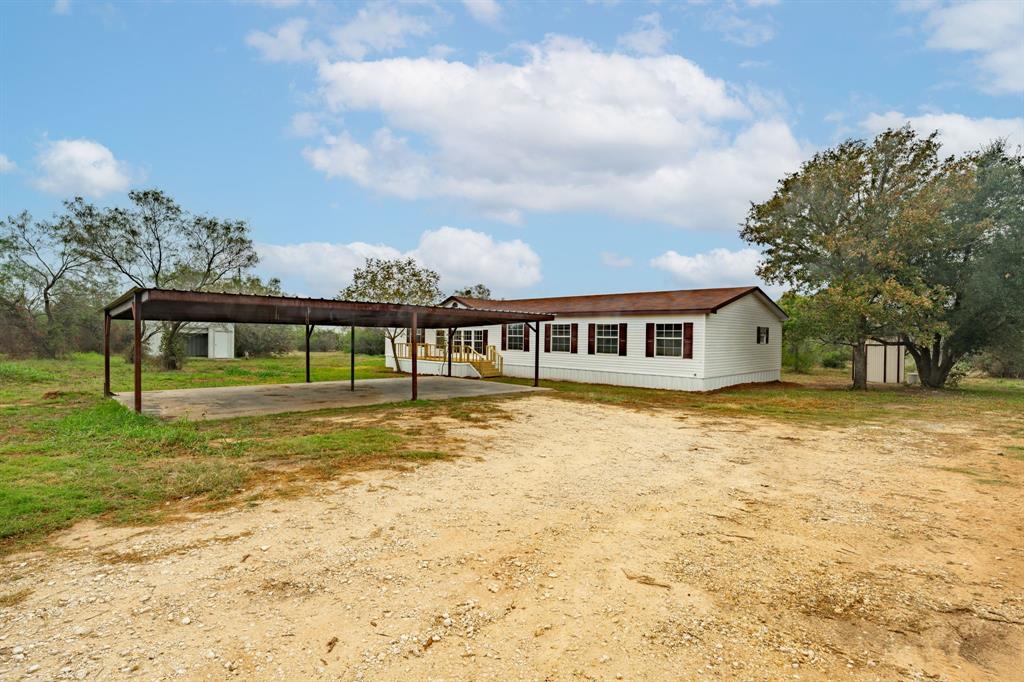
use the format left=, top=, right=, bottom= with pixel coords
left=386, top=286, right=786, bottom=392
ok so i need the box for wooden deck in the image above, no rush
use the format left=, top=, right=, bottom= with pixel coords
left=394, top=343, right=503, bottom=378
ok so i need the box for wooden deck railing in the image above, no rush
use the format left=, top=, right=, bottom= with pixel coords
left=394, top=343, right=503, bottom=375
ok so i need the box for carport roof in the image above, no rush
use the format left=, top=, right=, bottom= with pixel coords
left=105, top=288, right=554, bottom=328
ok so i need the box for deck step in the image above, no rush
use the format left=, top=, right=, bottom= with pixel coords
left=471, top=360, right=502, bottom=378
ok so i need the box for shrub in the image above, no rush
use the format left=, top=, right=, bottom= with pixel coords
left=821, top=349, right=848, bottom=369
left=235, top=323, right=293, bottom=358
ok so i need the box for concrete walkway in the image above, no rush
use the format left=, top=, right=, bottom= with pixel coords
left=114, top=376, right=545, bottom=421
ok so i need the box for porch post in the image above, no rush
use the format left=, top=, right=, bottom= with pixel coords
left=103, top=310, right=111, bottom=397
left=410, top=312, right=418, bottom=400
left=350, top=324, right=355, bottom=391
left=447, top=327, right=454, bottom=377
left=533, top=322, right=540, bottom=388
left=132, top=291, right=143, bottom=413
left=304, top=323, right=313, bottom=383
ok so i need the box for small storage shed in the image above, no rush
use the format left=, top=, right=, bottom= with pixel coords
left=865, top=340, right=907, bottom=384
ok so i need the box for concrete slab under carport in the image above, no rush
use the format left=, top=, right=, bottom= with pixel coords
left=114, top=376, right=546, bottom=421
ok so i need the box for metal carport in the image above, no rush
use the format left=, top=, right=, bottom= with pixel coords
left=103, top=288, right=553, bottom=413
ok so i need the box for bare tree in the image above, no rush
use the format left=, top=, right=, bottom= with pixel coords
left=1, top=209, right=96, bottom=356
left=339, top=257, right=443, bottom=369
left=69, top=190, right=258, bottom=368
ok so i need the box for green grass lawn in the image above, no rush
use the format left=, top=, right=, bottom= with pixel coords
left=0, top=352, right=1021, bottom=553
left=493, top=368, right=1024, bottom=428
left=0, top=352, right=441, bottom=551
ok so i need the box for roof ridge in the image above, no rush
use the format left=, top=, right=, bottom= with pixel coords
left=457, top=285, right=757, bottom=304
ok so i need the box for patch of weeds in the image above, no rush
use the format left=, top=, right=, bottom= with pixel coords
left=0, top=363, right=54, bottom=384
left=395, top=450, right=447, bottom=460
left=265, top=428, right=405, bottom=460
left=0, top=588, right=32, bottom=607
left=937, top=466, right=983, bottom=477
left=1005, top=445, right=1024, bottom=461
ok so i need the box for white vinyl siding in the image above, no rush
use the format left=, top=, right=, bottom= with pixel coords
left=388, top=291, right=783, bottom=391
left=703, top=292, right=782, bottom=383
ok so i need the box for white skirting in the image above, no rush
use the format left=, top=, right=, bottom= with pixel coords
left=391, top=357, right=481, bottom=379
left=502, top=363, right=780, bottom=392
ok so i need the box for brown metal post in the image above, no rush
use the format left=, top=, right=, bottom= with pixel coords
left=103, top=310, right=111, bottom=397
left=305, top=324, right=312, bottom=383
left=350, top=324, right=355, bottom=391
left=533, top=322, right=540, bottom=387
left=447, top=327, right=454, bottom=377
left=132, top=291, right=142, bottom=413
left=410, top=312, right=418, bottom=400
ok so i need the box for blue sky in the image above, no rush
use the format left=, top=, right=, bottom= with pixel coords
left=1, top=0, right=1021, bottom=299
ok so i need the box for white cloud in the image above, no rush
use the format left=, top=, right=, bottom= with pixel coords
left=651, top=247, right=760, bottom=287
left=861, top=111, right=1024, bottom=157
left=650, top=246, right=782, bottom=296
left=600, top=251, right=634, bottom=268
left=257, top=227, right=541, bottom=297
left=704, top=7, right=775, bottom=47
left=303, top=36, right=805, bottom=228
left=288, top=111, right=323, bottom=137
left=257, top=240, right=403, bottom=297
left=0, top=153, right=16, bottom=173
left=53, top=0, right=71, bottom=15
left=34, top=139, right=135, bottom=198
left=331, top=3, right=432, bottom=60
left=413, top=227, right=541, bottom=290
left=617, top=13, right=670, bottom=56
left=247, top=17, right=325, bottom=62
left=912, top=0, right=1024, bottom=94
left=462, top=0, right=501, bottom=26
left=247, top=4, right=432, bottom=63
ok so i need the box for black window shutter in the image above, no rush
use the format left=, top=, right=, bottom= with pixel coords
left=524, top=324, right=530, bottom=352
left=683, top=322, right=693, bottom=359
left=587, top=323, right=596, bottom=354
left=570, top=323, right=578, bottom=353
left=645, top=323, right=654, bottom=357
left=500, top=324, right=507, bottom=351
left=544, top=323, right=551, bottom=353
left=618, top=322, right=627, bottom=356
left=483, top=329, right=489, bottom=350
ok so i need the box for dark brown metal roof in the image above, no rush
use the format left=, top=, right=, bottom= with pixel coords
left=444, top=286, right=787, bottom=320
left=105, top=288, right=554, bottom=328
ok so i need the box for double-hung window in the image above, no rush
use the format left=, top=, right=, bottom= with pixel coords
left=595, top=324, right=619, bottom=354
left=756, top=326, right=769, bottom=344
left=507, top=323, right=524, bottom=351
left=550, top=324, right=571, bottom=352
left=655, top=323, right=683, bottom=357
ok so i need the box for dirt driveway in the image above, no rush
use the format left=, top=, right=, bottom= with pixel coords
left=2, top=396, right=1022, bottom=680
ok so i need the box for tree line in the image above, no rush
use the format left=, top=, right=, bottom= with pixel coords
left=0, top=190, right=493, bottom=367
left=744, top=128, right=1022, bottom=389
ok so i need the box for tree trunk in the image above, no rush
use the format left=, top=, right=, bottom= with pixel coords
left=386, top=332, right=401, bottom=373
left=904, top=333, right=957, bottom=389
left=851, top=339, right=868, bottom=390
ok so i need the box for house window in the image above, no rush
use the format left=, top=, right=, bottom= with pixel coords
left=756, top=326, right=769, bottom=344
left=453, top=329, right=485, bottom=354
left=655, top=323, right=683, bottom=357
left=435, top=329, right=446, bottom=350
left=411, top=327, right=425, bottom=344
left=595, top=324, right=619, bottom=354
left=507, top=323, right=524, bottom=351
left=550, top=324, right=571, bottom=352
